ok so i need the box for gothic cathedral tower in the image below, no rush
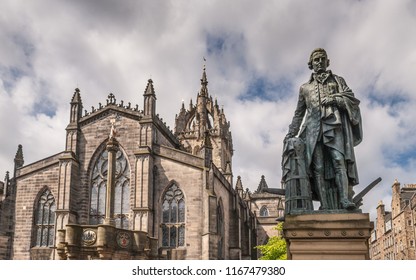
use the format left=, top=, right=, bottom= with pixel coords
left=174, top=66, right=234, bottom=184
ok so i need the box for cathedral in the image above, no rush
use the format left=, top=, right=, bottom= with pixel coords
left=0, top=67, right=284, bottom=260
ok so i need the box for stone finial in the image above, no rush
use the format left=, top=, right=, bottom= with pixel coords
left=143, top=79, right=156, bottom=117
left=69, top=88, right=83, bottom=123
left=201, top=65, right=208, bottom=86
left=71, top=88, right=82, bottom=103
left=14, top=144, right=24, bottom=168
left=243, top=188, right=251, bottom=199
left=144, top=79, right=155, bottom=96
left=256, top=175, right=269, bottom=193
left=225, top=161, right=232, bottom=173
left=107, top=93, right=116, bottom=104
left=235, top=176, right=243, bottom=191
left=199, top=65, right=209, bottom=97
left=189, top=99, right=193, bottom=110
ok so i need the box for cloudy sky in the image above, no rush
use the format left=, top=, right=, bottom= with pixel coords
left=1, top=0, right=416, bottom=220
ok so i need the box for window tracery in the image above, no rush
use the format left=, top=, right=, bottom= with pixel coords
left=161, top=184, right=185, bottom=247
left=90, top=149, right=130, bottom=228
left=34, top=189, right=55, bottom=247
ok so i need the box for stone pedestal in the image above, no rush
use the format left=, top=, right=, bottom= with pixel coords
left=283, top=212, right=373, bottom=260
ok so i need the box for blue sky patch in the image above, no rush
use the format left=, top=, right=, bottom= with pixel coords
left=206, top=34, right=226, bottom=55
left=239, top=76, right=293, bottom=102
left=12, top=33, right=35, bottom=59
left=205, top=32, right=246, bottom=59
left=366, top=87, right=410, bottom=118
left=30, top=81, right=57, bottom=118
left=32, top=98, right=57, bottom=118
left=384, top=145, right=416, bottom=170
left=1, top=66, right=27, bottom=92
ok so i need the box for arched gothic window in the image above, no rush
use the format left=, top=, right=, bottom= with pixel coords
left=90, top=149, right=130, bottom=228
left=161, top=184, right=185, bottom=248
left=33, top=189, right=55, bottom=247
left=260, top=205, right=269, bottom=217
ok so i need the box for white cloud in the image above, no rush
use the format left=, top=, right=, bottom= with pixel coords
left=1, top=0, right=416, bottom=221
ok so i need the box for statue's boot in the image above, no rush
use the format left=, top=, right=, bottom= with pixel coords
left=315, top=175, right=329, bottom=210
left=336, top=173, right=355, bottom=210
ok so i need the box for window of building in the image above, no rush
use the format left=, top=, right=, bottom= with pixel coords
left=277, top=199, right=284, bottom=218
left=33, top=189, right=55, bottom=247
left=260, top=206, right=269, bottom=217
left=385, top=220, right=392, bottom=232
left=90, top=149, right=130, bottom=228
left=161, top=184, right=185, bottom=248
left=370, top=231, right=377, bottom=243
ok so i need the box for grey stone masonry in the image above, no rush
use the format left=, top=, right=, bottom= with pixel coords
left=0, top=68, right=280, bottom=260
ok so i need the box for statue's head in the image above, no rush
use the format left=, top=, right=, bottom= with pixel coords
left=308, top=48, right=330, bottom=73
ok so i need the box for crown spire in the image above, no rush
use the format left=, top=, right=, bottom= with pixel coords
left=199, top=59, right=208, bottom=97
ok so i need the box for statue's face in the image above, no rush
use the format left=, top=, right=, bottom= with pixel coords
left=311, top=52, right=328, bottom=73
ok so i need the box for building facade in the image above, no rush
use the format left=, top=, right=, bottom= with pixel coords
left=0, top=68, right=284, bottom=260
left=248, top=175, right=285, bottom=259
left=369, top=180, right=416, bottom=260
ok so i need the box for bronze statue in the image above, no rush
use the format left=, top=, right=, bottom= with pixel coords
left=284, top=48, right=362, bottom=211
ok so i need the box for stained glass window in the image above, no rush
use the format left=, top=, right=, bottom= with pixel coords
left=90, top=149, right=130, bottom=228
left=33, top=189, right=55, bottom=247
left=161, top=184, right=185, bottom=247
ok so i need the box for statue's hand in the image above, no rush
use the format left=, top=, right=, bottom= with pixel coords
left=322, top=96, right=346, bottom=109
left=321, top=96, right=336, bottom=106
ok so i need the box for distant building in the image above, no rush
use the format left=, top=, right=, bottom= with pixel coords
left=0, top=67, right=284, bottom=260
left=369, top=180, right=416, bottom=260
left=248, top=175, right=284, bottom=259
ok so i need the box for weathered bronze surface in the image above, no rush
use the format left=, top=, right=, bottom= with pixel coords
left=284, top=48, right=363, bottom=213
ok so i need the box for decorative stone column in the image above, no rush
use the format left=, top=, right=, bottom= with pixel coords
left=104, top=136, right=119, bottom=226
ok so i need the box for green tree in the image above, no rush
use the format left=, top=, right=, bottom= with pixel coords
left=256, top=222, right=287, bottom=260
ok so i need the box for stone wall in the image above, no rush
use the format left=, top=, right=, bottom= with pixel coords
left=14, top=160, right=61, bottom=259
left=153, top=148, right=204, bottom=259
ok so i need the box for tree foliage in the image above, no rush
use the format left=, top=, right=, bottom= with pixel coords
left=256, top=222, right=287, bottom=260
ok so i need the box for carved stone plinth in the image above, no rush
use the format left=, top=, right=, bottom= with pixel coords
left=283, top=213, right=373, bottom=260
left=56, top=224, right=158, bottom=260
